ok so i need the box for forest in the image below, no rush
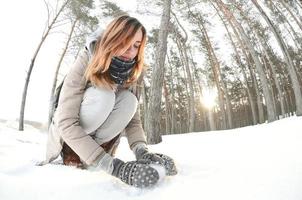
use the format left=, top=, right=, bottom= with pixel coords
left=18, top=0, right=302, bottom=144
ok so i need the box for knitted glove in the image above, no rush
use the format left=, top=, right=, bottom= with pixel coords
left=111, top=158, right=159, bottom=188
left=153, top=153, right=177, bottom=176
left=135, top=147, right=165, bottom=165
left=135, top=146, right=177, bottom=176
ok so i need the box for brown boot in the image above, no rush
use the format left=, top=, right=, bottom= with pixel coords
left=61, top=134, right=120, bottom=169
left=61, top=143, right=84, bottom=168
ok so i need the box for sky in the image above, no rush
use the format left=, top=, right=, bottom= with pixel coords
left=0, top=115, right=301, bottom=199
left=0, top=1, right=61, bottom=122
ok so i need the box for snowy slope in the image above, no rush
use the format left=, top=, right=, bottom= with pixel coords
left=0, top=117, right=302, bottom=200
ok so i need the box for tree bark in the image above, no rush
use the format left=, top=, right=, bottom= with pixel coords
left=262, top=45, right=286, bottom=117
left=212, top=3, right=258, bottom=125
left=251, top=0, right=302, bottom=116
left=279, top=0, right=302, bottom=31
left=145, top=0, right=171, bottom=144
left=200, top=15, right=233, bottom=129
left=234, top=3, right=287, bottom=118
left=163, top=79, right=171, bottom=134
left=167, top=55, right=177, bottom=134
left=267, top=0, right=302, bottom=50
left=48, top=18, right=78, bottom=126
left=216, top=0, right=277, bottom=122
left=173, top=32, right=195, bottom=132
left=188, top=48, right=207, bottom=131
left=196, top=17, right=227, bottom=129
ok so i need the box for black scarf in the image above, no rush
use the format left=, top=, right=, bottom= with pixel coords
left=108, top=57, right=136, bottom=85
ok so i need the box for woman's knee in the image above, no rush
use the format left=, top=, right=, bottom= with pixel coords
left=80, top=87, right=115, bottom=133
left=82, top=86, right=115, bottom=106
left=116, top=90, right=138, bottom=113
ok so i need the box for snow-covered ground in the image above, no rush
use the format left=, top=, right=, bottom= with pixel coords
left=0, top=117, right=302, bottom=200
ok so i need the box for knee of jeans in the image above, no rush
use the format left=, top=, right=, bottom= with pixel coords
left=82, top=86, right=115, bottom=105
left=118, top=90, right=138, bottom=113
left=80, top=87, right=115, bottom=133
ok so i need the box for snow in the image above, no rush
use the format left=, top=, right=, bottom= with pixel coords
left=1, top=117, right=302, bottom=200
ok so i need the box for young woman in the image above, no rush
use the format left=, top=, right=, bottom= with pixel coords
left=43, top=15, right=177, bottom=188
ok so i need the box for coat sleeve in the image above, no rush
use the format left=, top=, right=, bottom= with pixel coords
left=125, top=73, right=148, bottom=149
left=55, top=49, right=106, bottom=165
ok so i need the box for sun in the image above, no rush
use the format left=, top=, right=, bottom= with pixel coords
left=200, top=88, right=217, bottom=109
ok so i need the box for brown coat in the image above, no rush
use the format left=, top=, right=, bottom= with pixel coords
left=44, top=48, right=147, bottom=165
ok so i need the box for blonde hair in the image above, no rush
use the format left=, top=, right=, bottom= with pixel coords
left=85, top=15, right=147, bottom=90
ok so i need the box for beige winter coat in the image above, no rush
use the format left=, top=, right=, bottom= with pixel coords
left=44, top=48, right=147, bottom=165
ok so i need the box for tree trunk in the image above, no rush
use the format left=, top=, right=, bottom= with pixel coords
left=233, top=0, right=293, bottom=118
left=212, top=3, right=258, bottom=125
left=163, top=79, right=171, bottom=134
left=48, top=19, right=78, bottom=126
left=180, top=55, right=190, bottom=132
left=19, top=0, right=70, bottom=130
left=207, top=109, right=216, bottom=131
left=267, top=0, right=302, bottom=50
left=251, top=0, right=302, bottom=116
left=171, top=11, right=195, bottom=132
left=261, top=55, right=278, bottom=117
left=224, top=9, right=261, bottom=124
left=216, top=0, right=276, bottom=122
left=295, top=0, right=302, bottom=9
left=196, top=18, right=227, bottom=129
left=167, top=55, right=176, bottom=134
left=243, top=53, right=265, bottom=123
left=145, top=0, right=171, bottom=144
left=182, top=45, right=195, bottom=132
left=174, top=34, right=195, bottom=132
left=213, top=48, right=233, bottom=129
left=188, top=48, right=207, bottom=131
left=200, top=15, right=233, bottom=129
left=262, top=47, right=286, bottom=117
left=279, top=0, right=302, bottom=31
left=229, top=41, right=257, bottom=125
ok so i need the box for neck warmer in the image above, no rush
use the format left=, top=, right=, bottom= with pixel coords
left=108, top=57, right=136, bottom=85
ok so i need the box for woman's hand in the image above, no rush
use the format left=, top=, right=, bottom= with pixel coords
left=152, top=153, right=178, bottom=176
left=111, top=158, right=159, bottom=188
left=135, top=147, right=177, bottom=176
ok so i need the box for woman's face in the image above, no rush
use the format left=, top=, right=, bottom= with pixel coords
left=117, top=29, right=143, bottom=61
